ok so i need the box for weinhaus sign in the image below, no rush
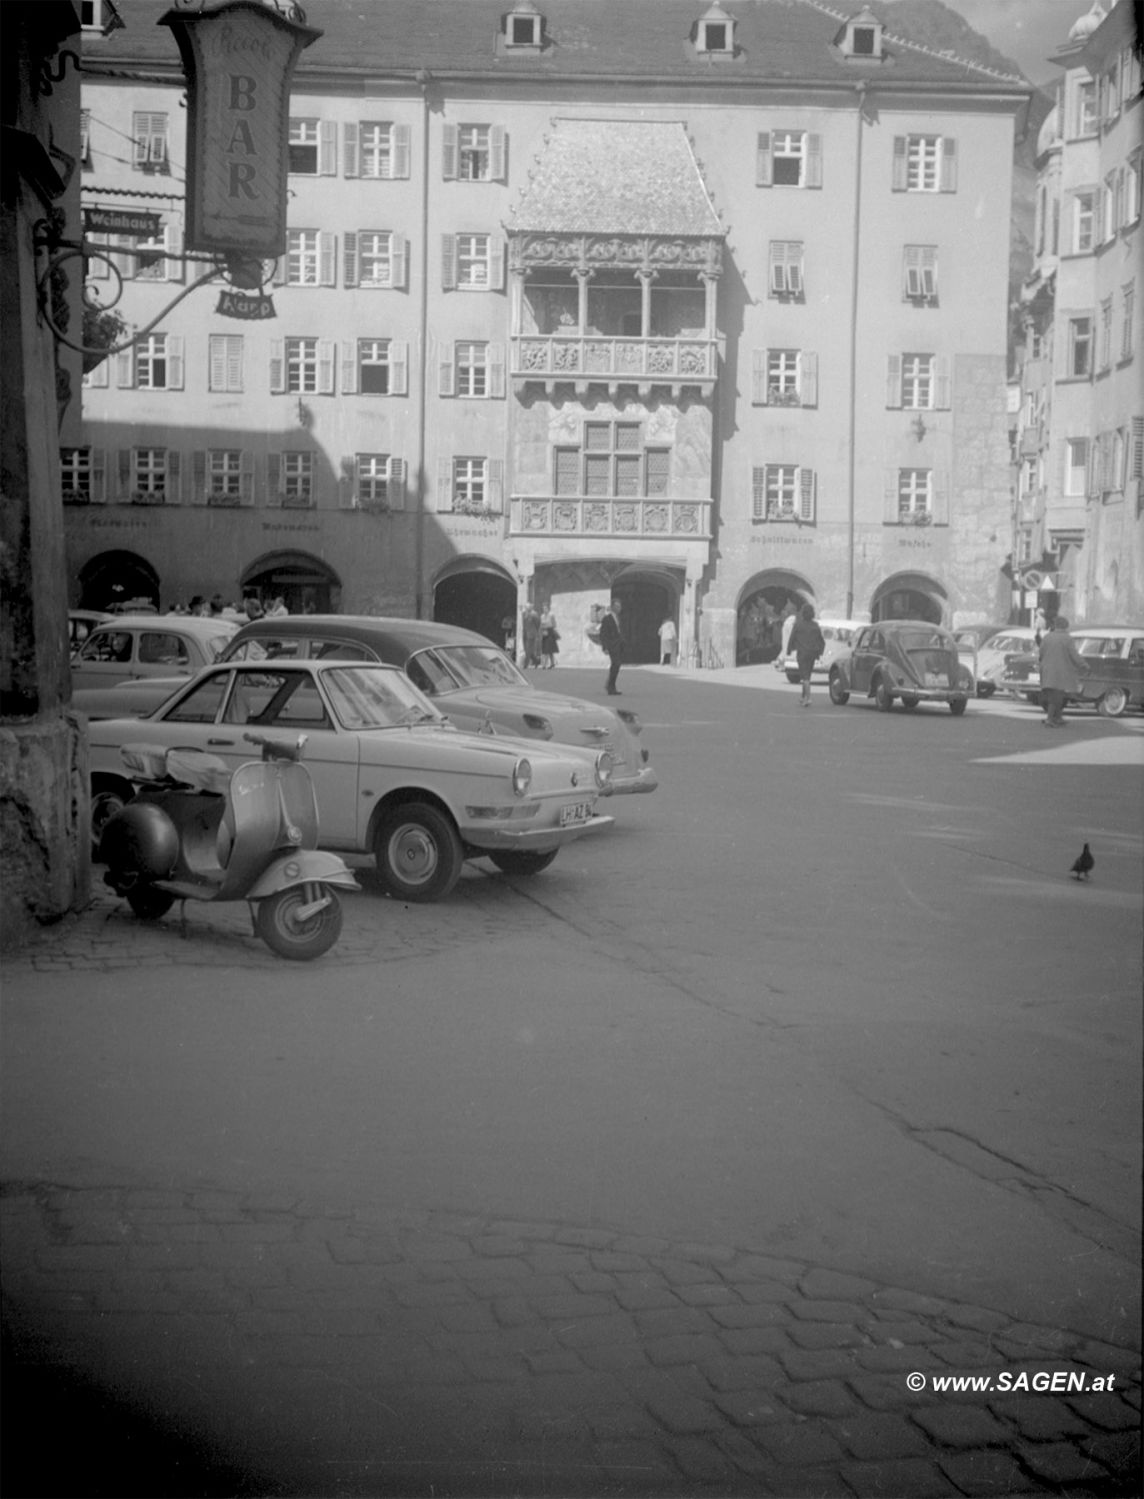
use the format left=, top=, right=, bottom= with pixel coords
left=160, top=0, right=320, bottom=258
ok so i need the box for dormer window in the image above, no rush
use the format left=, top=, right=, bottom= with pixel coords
left=505, top=1, right=543, bottom=49
left=837, top=6, right=884, bottom=61
left=696, top=4, right=735, bottom=56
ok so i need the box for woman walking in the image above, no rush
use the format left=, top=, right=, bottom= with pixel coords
left=787, top=603, right=826, bottom=706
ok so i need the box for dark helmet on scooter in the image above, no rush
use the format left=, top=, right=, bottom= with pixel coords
left=100, top=801, right=179, bottom=880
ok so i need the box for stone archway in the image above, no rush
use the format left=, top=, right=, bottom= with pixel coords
left=870, top=572, right=947, bottom=627
left=241, top=552, right=341, bottom=615
left=77, top=550, right=161, bottom=612
left=432, top=556, right=517, bottom=646
left=735, top=569, right=815, bottom=664
left=612, top=569, right=680, bottom=664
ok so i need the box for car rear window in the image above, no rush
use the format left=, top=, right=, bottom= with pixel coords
left=1074, top=636, right=1125, bottom=658
left=900, top=630, right=951, bottom=652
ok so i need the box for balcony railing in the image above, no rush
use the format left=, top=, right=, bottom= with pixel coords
left=510, top=495, right=711, bottom=539
left=511, top=335, right=718, bottom=391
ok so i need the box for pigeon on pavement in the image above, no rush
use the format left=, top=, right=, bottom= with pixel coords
left=1070, top=843, right=1094, bottom=881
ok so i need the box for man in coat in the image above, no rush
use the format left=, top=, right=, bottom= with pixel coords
left=1038, top=617, right=1089, bottom=727
left=599, top=599, right=624, bottom=695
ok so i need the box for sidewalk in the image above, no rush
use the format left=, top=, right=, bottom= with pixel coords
left=4, top=1178, right=1140, bottom=1497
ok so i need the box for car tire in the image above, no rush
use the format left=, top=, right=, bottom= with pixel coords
left=874, top=676, right=895, bottom=712
left=1097, top=687, right=1128, bottom=718
left=489, top=849, right=559, bottom=877
left=949, top=698, right=968, bottom=717
left=828, top=672, right=849, bottom=706
left=91, top=776, right=133, bottom=859
left=374, top=802, right=464, bottom=903
left=901, top=695, right=920, bottom=710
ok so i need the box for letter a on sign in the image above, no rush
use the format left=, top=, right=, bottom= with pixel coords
left=160, top=1, right=321, bottom=258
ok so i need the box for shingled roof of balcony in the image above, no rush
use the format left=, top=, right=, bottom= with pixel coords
left=507, top=119, right=723, bottom=237
left=85, top=0, right=1028, bottom=91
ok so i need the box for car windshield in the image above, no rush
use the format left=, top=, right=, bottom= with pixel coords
left=417, top=644, right=528, bottom=693
left=899, top=630, right=952, bottom=653
left=321, top=666, right=445, bottom=730
left=821, top=627, right=853, bottom=643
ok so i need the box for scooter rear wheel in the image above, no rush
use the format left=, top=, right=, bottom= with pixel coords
left=255, top=883, right=343, bottom=961
left=126, top=884, right=176, bottom=921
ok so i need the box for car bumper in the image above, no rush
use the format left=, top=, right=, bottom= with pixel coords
left=463, top=813, right=614, bottom=850
left=600, top=765, right=658, bottom=796
left=899, top=687, right=970, bottom=703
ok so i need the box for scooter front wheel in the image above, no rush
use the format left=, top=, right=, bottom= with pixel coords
left=255, top=883, right=343, bottom=961
left=126, top=884, right=176, bottom=921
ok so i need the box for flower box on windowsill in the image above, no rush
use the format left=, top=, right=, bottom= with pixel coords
left=61, top=490, right=90, bottom=505
left=904, top=512, right=932, bottom=526
left=129, top=490, right=165, bottom=505
left=453, top=503, right=496, bottom=518
left=206, top=491, right=241, bottom=507
left=280, top=495, right=314, bottom=509
left=357, top=497, right=390, bottom=512
left=767, top=387, right=801, bottom=407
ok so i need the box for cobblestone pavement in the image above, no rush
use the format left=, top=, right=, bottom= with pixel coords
left=3, top=1180, right=1140, bottom=1498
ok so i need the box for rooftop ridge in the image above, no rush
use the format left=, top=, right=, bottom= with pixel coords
left=795, top=0, right=1028, bottom=86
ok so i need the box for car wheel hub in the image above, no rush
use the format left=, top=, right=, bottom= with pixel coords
left=391, top=825, right=437, bottom=882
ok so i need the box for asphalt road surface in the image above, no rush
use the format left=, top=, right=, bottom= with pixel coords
left=5, top=666, right=1140, bottom=1357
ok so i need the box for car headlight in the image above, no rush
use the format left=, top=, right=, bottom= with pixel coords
left=522, top=714, right=554, bottom=738
left=512, top=757, right=532, bottom=797
left=594, top=750, right=614, bottom=789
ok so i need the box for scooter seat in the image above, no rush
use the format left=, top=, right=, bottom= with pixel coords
left=165, top=749, right=232, bottom=796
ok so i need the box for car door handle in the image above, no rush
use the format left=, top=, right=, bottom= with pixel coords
left=207, top=737, right=236, bottom=746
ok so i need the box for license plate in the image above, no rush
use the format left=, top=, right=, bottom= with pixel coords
left=561, top=801, right=593, bottom=827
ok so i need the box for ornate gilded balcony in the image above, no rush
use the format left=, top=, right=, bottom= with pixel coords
left=511, top=336, right=718, bottom=396
left=510, top=495, right=712, bottom=539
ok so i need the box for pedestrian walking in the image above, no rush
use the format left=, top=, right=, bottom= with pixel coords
left=540, top=605, right=559, bottom=669
left=780, top=601, right=799, bottom=661
left=599, top=598, right=624, bottom=695
left=658, top=616, right=678, bottom=666
left=787, top=602, right=826, bottom=706
left=1039, top=617, right=1088, bottom=727
left=522, top=605, right=541, bottom=668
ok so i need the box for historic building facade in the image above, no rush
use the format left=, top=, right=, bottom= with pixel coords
left=1014, top=0, right=1142, bottom=626
left=70, top=0, right=1028, bottom=665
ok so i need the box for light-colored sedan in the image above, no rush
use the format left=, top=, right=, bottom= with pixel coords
left=87, top=660, right=613, bottom=901
left=974, top=627, right=1038, bottom=697
left=775, top=619, right=862, bottom=684
left=72, top=614, right=238, bottom=691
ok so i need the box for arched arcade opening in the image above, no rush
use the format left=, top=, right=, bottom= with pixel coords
left=241, top=552, right=341, bottom=615
left=870, top=573, right=947, bottom=627
left=611, top=568, right=680, bottom=665
left=433, top=557, right=517, bottom=646
left=77, top=550, right=160, bottom=613
left=736, top=570, right=815, bottom=664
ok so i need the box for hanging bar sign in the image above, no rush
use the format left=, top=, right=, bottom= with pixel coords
left=160, top=1, right=321, bottom=258
left=216, top=289, right=276, bottom=319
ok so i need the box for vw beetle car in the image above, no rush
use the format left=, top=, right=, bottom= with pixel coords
left=86, top=659, right=614, bottom=901
left=72, top=614, right=238, bottom=691
left=828, top=621, right=973, bottom=714
left=776, top=618, right=862, bottom=685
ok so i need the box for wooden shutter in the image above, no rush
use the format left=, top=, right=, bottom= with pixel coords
left=442, top=123, right=459, bottom=180
left=319, top=120, right=337, bottom=175
left=903, top=244, right=921, bottom=298
left=191, top=450, right=207, bottom=505
left=487, top=459, right=504, bottom=512
left=768, top=241, right=783, bottom=295
left=489, top=342, right=506, bottom=398
left=118, top=449, right=132, bottom=500
left=750, top=466, right=766, bottom=521
left=392, top=234, right=408, bottom=289
left=343, top=232, right=358, bottom=287
left=269, top=339, right=285, bottom=394
left=884, top=469, right=901, bottom=522
left=939, top=137, right=958, bottom=193
left=891, top=136, right=908, bottom=191
left=756, top=132, right=772, bottom=187
left=90, top=448, right=107, bottom=502
left=239, top=452, right=254, bottom=506
left=387, top=457, right=407, bottom=511
left=797, top=468, right=816, bottom=522
left=436, top=456, right=454, bottom=510
left=209, top=336, right=226, bottom=391
left=441, top=235, right=457, bottom=290
left=439, top=344, right=456, bottom=396
left=490, top=239, right=506, bottom=291
left=319, top=232, right=337, bottom=286
left=343, top=122, right=359, bottom=177
left=1131, top=415, right=1144, bottom=481
left=798, top=351, right=818, bottom=407
left=267, top=452, right=283, bottom=505
left=85, top=360, right=109, bottom=389
left=752, top=349, right=767, bottom=405
left=390, top=340, right=408, bottom=395
left=165, top=218, right=185, bottom=284
left=931, top=469, right=950, bottom=524
left=934, top=355, right=952, bottom=410
left=490, top=126, right=507, bottom=181
left=886, top=354, right=902, bottom=408
left=116, top=342, right=135, bottom=388
left=341, top=341, right=358, bottom=394
left=804, top=134, right=822, bottom=188
left=393, top=124, right=411, bottom=178
left=166, top=449, right=182, bottom=504
left=167, top=334, right=184, bottom=390
left=318, top=340, right=336, bottom=394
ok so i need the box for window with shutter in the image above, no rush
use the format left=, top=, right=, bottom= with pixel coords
left=768, top=241, right=805, bottom=299
left=209, top=335, right=243, bottom=393
left=288, top=118, right=320, bottom=175
left=387, top=458, right=407, bottom=510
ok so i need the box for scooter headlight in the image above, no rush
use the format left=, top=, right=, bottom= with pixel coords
left=512, top=757, right=532, bottom=797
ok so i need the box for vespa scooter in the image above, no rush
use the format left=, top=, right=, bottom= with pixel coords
left=100, top=732, right=359, bottom=960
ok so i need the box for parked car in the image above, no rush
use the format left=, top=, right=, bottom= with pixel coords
left=951, top=624, right=1005, bottom=696
left=828, top=621, right=973, bottom=714
left=71, top=615, right=238, bottom=692
left=86, top=659, right=614, bottom=901
left=75, top=616, right=657, bottom=796
left=1002, top=625, right=1144, bottom=717
left=775, top=619, right=863, bottom=684
left=68, top=609, right=110, bottom=656
left=973, top=627, right=1039, bottom=697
